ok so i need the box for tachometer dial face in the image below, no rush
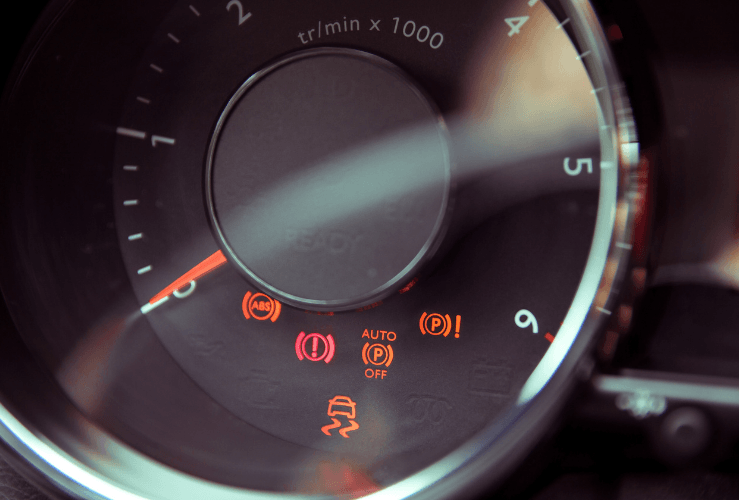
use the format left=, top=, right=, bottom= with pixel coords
left=0, top=0, right=635, bottom=497
left=114, top=0, right=614, bottom=471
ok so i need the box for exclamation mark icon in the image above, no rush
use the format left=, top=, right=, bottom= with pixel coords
left=312, top=336, right=319, bottom=358
left=455, top=315, right=461, bottom=338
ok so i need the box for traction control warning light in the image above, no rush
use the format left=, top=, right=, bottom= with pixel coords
left=322, top=395, right=359, bottom=438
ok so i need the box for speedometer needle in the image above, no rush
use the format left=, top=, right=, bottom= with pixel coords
left=142, top=250, right=227, bottom=313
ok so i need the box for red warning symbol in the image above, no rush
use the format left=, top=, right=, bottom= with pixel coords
left=242, top=292, right=281, bottom=322
left=295, top=332, right=335, bottom=363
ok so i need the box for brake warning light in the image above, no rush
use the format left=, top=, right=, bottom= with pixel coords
left=295, top=332, right=335, bottom=363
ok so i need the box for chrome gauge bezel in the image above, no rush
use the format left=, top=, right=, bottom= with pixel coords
left=0, top=0, right=637, bottom=498
left=367, top=0, right=638, bottom=496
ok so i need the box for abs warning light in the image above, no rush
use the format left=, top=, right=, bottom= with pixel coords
left=242, top=292, right=281, bottom=322
left=295, top=332, right=335, bottom=363
left=419, top=312, right=462, bottom=338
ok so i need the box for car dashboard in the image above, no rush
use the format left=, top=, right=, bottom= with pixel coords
left=1, top=0, right=739, bottom=499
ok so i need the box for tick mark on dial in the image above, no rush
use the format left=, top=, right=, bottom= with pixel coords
left=189, top=5, right=200, bottom=16
left=150, top=63, right=164, bottom=73
left=137, top=265, right=153, bottom=275
left=123, top=200, right=139, bottom=206
left=116, top=127, right=146, bottom=140
left=151, top=135, right=176, bottom=147
left=136, top=96, right=151, bottom=104
left=167, top=33, right=181, bottom=44
left=128, top=233, right=144, bottom=241
left=123, top=165, right=138, bottom=172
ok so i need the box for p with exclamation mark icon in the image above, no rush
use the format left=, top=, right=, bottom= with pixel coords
left=419, top=313, right=463, bottom=338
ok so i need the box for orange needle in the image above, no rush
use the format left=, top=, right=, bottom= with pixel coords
left=148, top=250, right=227, bottom=304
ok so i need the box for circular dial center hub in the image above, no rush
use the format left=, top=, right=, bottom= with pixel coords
left=207, top=49, right=450, bottom=310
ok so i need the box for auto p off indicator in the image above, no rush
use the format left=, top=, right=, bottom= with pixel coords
left=361, top=329, right=395, bottom=380
left=362, top=343, right=393, bottom=367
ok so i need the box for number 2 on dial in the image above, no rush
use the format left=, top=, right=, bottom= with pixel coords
left=226, top=0, right=252, bottom=25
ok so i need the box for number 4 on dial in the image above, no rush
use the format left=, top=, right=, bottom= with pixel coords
left=505, top=16, right=529, bottom=37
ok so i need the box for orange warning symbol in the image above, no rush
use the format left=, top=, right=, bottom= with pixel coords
left=242, top=292, right=281, bottom=322
left=322, top=395, right=359, bottom=438
left=361, top=343, right=393, bottom=367
left=419, top=312, right=462, bottom=337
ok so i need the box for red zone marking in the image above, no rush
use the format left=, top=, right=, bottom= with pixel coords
left=545, top=332, right=555, bottom=343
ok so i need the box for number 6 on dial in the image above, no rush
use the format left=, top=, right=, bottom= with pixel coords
left=515, top=309, right=539, bottom=334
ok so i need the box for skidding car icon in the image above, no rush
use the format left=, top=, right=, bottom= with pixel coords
left=327, top=395, right=356, bottom=419
left=322, top=396, right=359, bottom=438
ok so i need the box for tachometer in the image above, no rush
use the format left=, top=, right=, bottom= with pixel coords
left=0, top=0, right=636, bottom=498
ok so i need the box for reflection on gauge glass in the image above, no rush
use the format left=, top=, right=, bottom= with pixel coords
left=114, top=0, right=618, bottom=479
left=0, top=0, right=635, bottom=498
